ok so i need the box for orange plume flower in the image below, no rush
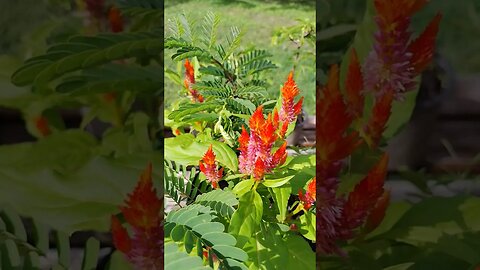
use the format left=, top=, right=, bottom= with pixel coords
left=298, top=177, right=316, bottom=210
left=279, top=71, right=303, bottom=137
left=108, top=6, right=124, bottom=33
left=111, top=163, right=163, bottom=269
left=184, top=59, right=204, bottom=103
left=238, top=106, right=287, bottom=180
left=199, top=145, right=224, bottom=189
left=35, top=116, right=51, bottom=137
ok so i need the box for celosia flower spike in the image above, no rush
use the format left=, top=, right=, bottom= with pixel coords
left=408, top=13, right=442, bottom=73
left=317, top=66, right=361, bottom=162
left=345, top=49, right=364, bottom=119
left=363, top=0, right=441, bottom=99
left=199, top=145, right=224, bottom=189
left=238, top=106, right=287, bottom=180
left=280, top=71, right=304, bottom=124
left=108, top=6, right=124, bottom=33
left=184, top=59, right=204, bottom=103
left=35, top=116, right=51, bottom=137
left=299, top=177, right=316, bottom=210
left=340, top=153, right=389, bottom=234
left=111, top=163, right=163, bottom=269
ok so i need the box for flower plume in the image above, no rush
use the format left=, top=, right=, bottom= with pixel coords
left=238, top=106, right=287, bottom=180
left=111, top=163, right=163, bottom=269
left=199, top=145, right=224, bottom=189
left=184, top=59, right=204, bottom=103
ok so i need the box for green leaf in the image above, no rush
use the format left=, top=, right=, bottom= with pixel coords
left=212, top=245, right=248, bottom=261
left=229, top=190, right=263, bottom=248
left=299, top=211, right=316, bottom=241
left=165, top=242, right=212, bottom=270
left=12, top=32, right=163, bottom=88
left=192, top=222, right=224, bottom=235
left=284, top=234, right=315, bottom=270
left=165, top=134, right=238, bottom=171
left=202, top=232, right=236, bottom=246
left=271, top=185, right=291, bottom=222
left=232, top=179, right=254, bottom=197
left=243, top=223, right=288, bottom=270
left=263, top=175, right=294, bottom=188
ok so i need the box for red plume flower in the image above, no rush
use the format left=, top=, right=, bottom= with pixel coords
left=317, top=61, right=391, bottom=255
left=199, top=145, right=224, bottom=189
left=317, top=65, right=362, bottom=163
left=279, top=71, right=303, bottom=137
left=35, top=116, right=51, bottom=137
left=363, top=0, right=441, bottom=99
left=317, top=155, right=389, bottom=255
left=111, top=163, right=163, bottom=269
left=299, top=177, right=316, bottom=210
left=184, top=59, right=204, bottom=103
left=108, top=6, right=124, bottom=33
left=238, top=106, right=287, bottom=180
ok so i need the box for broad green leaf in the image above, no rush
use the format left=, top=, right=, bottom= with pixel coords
left=229, top=190, right=263, bottom=248
left=366, top=202, right=412, bottom=240
left=243, top=223, right=288, bottom=270
left=284, top=234, right=315, bottom=270
left=232, top=179, right=254, bottom=197
left=281, top=154, right=315, bottom=171
left=271, top=185, right=291, bottom=222
left=164, top=134, right=238, bottom=171
left=263, top=175, right=294, bottom=188
left=299, top=211, right=316, bottom=241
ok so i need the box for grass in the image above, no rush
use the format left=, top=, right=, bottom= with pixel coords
left=164, top=0, right=316, bottom=115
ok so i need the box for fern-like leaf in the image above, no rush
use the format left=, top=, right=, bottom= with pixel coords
left=200, top=12, right=220, bottom=50
left=12, top=31, right=163, bottom=90
left=165, top=204, right=248, bottom=269
left=164, top=241, right=212, bottom=270
left=164, top=160, right=213, bottom=206
left=168, top=101, right=220, bottom=122
left=224, top=26, right=243, bottom=60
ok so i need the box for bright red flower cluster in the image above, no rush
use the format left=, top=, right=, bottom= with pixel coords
left=111, top=164, right=163, bottom=269
left=238, top=72, right=303, bottom=180
left=299, top=177, right=316, bottom=210
left=108, top=6, right=124, bottom=33
left=238, top=106, right=287, bottom=180
left=199, top=145, right=224, bottom=189
left=278, top=71, right=304, bottom=137
left=184, top=59, right=204, bottom=103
